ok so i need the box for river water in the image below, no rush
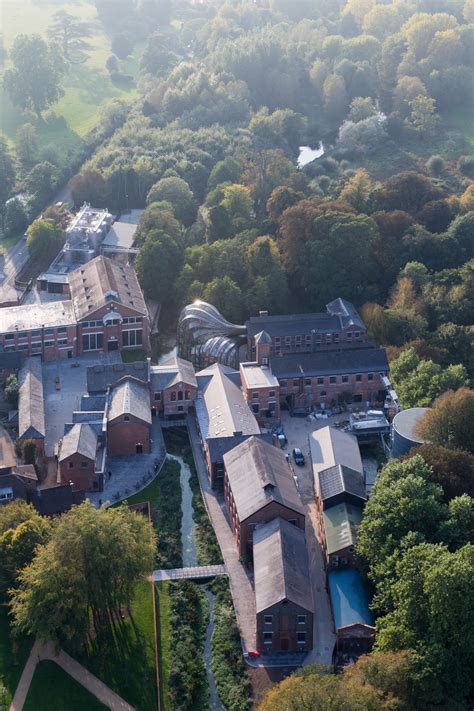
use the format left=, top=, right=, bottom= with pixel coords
left=297, top=142, right=325, bottom=168
left=168, top=453, right=223, bottom=711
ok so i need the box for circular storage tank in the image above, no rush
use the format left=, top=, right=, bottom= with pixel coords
left=391, top=407, right=428, bottom=458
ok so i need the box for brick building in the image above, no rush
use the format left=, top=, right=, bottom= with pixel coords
left=58, top=423, right=100, bottom=491
left=239, top=359, right=280, bottom=424
left=223, top=436, right=305, bottom=560
left=150, top=357, right=197, bottom=417
left=195, top=363, right=261, bottom=487
left=310, top=427, right=366, bottom=569
left=0, top=256, right=149, bottom=362
left=328, top=568, right=375, bottom=661
left=254, top=517, right=313, bottom=653
left=106, top=376, right=152, bottom=456
left=18, top=357, right=45, bottom=455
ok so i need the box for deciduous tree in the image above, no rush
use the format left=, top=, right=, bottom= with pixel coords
left=416, top=388, right=474, bottom=453
left=48, top=11, right=93, bottom=64
left=26, top=218, right=63, bottom=261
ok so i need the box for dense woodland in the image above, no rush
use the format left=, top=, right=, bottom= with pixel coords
left=1, top=1, right=473, bottom=709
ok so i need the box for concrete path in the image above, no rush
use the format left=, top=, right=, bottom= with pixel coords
left=10, top=639, right=135, bottom=711
left=187, top=416, right=257, bottom=653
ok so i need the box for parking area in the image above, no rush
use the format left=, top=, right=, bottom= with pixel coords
left=280, top=410, right=349, bottom=504
left=42, top=351, right=121, bottom=457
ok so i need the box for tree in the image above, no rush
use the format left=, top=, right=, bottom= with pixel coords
left=340, top=169, right=372, bottom=212
left=26, top=218, right=63, bottom=261
left=3, top=35, right=65, bottom=116
left=348, top=96, right=376, bottom=122
left=408, top=95, right=439, bottom=137
left=221, top=184, right=253, bottom=225
left=459, top=183, right=474, bottom=212
left=426, top=154, right=445, bottom=177
left=389, top=348, right=468, bottom=408
left=393, top=76, right=427, bottom=117
left=408, top=444, right=474, bottom=501
left=147, top=177, right=197, bottom=226
left=2, top=198, right=28, bottom=238
left=375, top=544, right=474, bottom=709
left=448, top=211, right=474, bottom=259
left=111, top=34, right=133, bottom=60
left=0, top=137, right=16, bottom=207
left=342, top=0, right=376, bottom=28
left=48, top=11, right=93, bottom=64
left=15, top=124, right=38, bottom=167
left=105, top=54, right=119, bottom=73
left=10, top=502, right=156, bottom=650
left=362, top=5, right=403, bottom=40
left=135, top=232, right=183, bottom=307
left=323, top=74, right=348, bottom=123
left=337, top=115, right=387, bottom=154
left=68, top=170, right=108, bottom=208
left=0, top=513, right=51, bottom=594
left=203, top=276, right=244, bottom=324
left=25, top=161, right=58, bottom=205
left=375, top=172, right=442, bottom=214
left=4, top=374, right=19, bottom=406
left=135, top=202, right=182, bottom=245
left=356, top=456, right=452, bottom=574
left=416, top=388, right=474, bottom=453
left=207, top=157, right=242, bottom=192
left=266, top=186, right=303, bottom=223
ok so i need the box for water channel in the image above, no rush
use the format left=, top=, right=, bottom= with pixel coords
left=168, top=453, right=223, bottom=711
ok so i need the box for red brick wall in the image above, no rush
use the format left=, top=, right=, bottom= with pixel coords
left=256, top=602, right=313, bottom=653
left=59, top=452, right=95, bottom=491
left=107, top=415, right=150, bottom=456
left=161, top=384, right=197, bottom=416
left=279, top=372, right=386, bottom=408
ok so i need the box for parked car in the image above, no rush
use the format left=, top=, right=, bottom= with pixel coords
left=292, top=448, right=305, bottom=466
left=277, top=433, right=287, bottom=448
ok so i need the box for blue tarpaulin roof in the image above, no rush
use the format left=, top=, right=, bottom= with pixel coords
left=328, top=568, right=374, bottom=630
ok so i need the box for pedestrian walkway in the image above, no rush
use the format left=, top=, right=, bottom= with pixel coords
left=153, top=564, right=227, bottom=582
left=186, top=415, right=257, bottom=653
left=10, top=639, right=134, bottom=711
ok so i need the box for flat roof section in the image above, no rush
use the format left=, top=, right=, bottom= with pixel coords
left=240, top=362, right=280, bottom=389
left=101, top=222, right=137, bottom=250
left=0, top=300, right=75, bottom=334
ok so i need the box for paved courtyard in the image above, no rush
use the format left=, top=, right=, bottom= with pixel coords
left=42, top=352, right=122, bottom=457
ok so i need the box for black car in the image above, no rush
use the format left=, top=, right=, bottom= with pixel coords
left=292, top=448, right=305, bottom=466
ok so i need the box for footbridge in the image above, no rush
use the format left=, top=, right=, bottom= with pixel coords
left=152, top=564, right=228, bottom=582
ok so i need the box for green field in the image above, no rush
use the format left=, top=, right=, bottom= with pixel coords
left=23, top=661, right=108, bottom=711
left=1, top=0, right=142, bottom=157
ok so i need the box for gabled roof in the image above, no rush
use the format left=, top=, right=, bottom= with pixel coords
left=107, top=376, right=151, bottom=424
left=270, top=347, right=388, bottom=379
left=195, top=363, right=259, bottom=440
left=326, top=298, right=365, bottom=330
left=223, top=436, right=304, bottom=522
left=18, top=358, right=45, bottom=440
left=328, top=568, right=374, bottom=630
left=310, top=426, right=363, bottom=480
left=318, top=464, right=366, bottom=503
left=206, top=433, right=273, bottom=464
left=254, top=517, right=313, bottom=614
left=69, top=256, right=147, bottom=320
left=59, top=423, right=98, bottom=463
left=254, top=330, right=272, bottom=345
left=86, top=361, right=148, bottom=393
left=323, top=503, right=363, bottom=554
left=150, top=356, right=197, bottom=391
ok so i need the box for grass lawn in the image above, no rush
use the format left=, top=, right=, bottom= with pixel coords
left=155, top=582, right=172, bottom=711
left=23, top=661, right=108, bottom=711
left=0, top=606, right=32, bottom=707
left=1, top=0, right=142, bottom=158
left=76, top=580, right=158, bottom=711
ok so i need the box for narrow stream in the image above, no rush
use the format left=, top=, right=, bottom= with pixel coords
left=168, top=453, right=223, bottom=711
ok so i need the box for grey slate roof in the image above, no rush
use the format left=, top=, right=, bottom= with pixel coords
left=310, top=426, right=363, bottom=480
left=270, top=347, right=388, bottom=379
left=18, top=357, right=45, bottom=440
left=206, top=433, right=273, bottom=464
left=86, top=361, right=148, bottom=393
left=253, top=517, right=313, bottom=614
left=254, top=330, right=272, bottom=345
left=318, top=464, right=366, bottom=503
left=107, top=376, right=152, bottom=424
left=59, top=424, right=98, bottom=462
left=223, top=436, right=304, bottom=522
left=150, top=357, right=197, bottom=391
left=326, top=298, right=365, bottom=330
left=69, top=256, right=147, bottom=320
left=195, top=363, right=259, bottom=440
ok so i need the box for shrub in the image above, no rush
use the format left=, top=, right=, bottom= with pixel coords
left=426, top=154, right=445, bottom=177
left=458, top=155, right=474, bottom=179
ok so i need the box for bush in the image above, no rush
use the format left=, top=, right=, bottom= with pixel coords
left=458, top=155, right=474, bottom=179
left=426, top=154, right=445, bottom=177
left=168, top=580, right=209, bottom=709
left=4, top=374, right=19, bottom=406
left=210, top=578, right=252, bottom=711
